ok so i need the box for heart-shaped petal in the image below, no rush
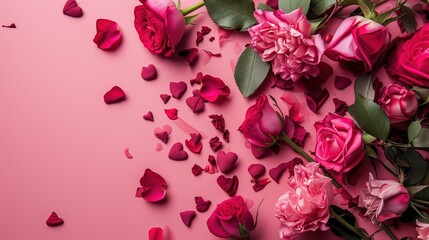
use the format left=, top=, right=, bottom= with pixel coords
left=195, top=196, right=211, bottom=212
left=141, top=64, right=157, bottom=81
left=104, top=86, right=125, bottom=104
left=170, top=81, right=187, bottom=99
left=63, top=0, right=83, bottom=17
left=160, top=94, right=171, bottom=104
left=217, top=151, right=238, bottom=174
left=168, top=142, right=188, bottom=161
left=186, top=96, right=205, bottom=113
left=217, top=175, right=238, bottom=197
left=93, top=19, right=122, bottom=51
left=248, top=164, right=266, bottom=179
left=136, top=169, right=167, bottom=203
left=180, top=210, right=196, bottom=227
left=164, top=108, right=178, bottom=120
left=143, top=111, right=154, bottom=121
left=46, top=212, right=64, bottom=227
left=148, top=227, right=163, bottom=240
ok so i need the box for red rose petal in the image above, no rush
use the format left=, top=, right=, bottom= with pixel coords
left=185, top=133, right=203, bottom=153
left=209, top=114, right=225, bottom=132
left=269, top=163, right=289, bottom=184
left=334, top=76, right=352, bottom=90
left=201, top=26, right=211, bottom=35
left=168, top=142, right=188, bottom=161
left=196, top=31, right=203, bottom=46
left=192, top=164, right=203, bottom=176
left=223, top=130, right=230, bottom=142
left=180, top=210, right=196, bottom=227
left=143, top=111, right=154, bottom=121
left=195, top=196, right=211, bottom=212
left=93, top=19, right=122, bottom=51
left=248, top=164, right=266, bottom=179
left=200, top=75, right=230, bottom=103
left=63, top=0, right=83, bottom=18
left=186, top=96, right=205, bottom=113
left=190, top=72, right=203, bottom=86
left=141, top=64, right=157, bottom=81
left=170, top=81, right=187, bottom=99
left=305, top=88, right=329, bottom=113
left=104, top=86, right=126, bottom=104
left=46, top=212, right=64, bottom=227
left=179, top=48, right=199, bottom=67
left=148, top=227, right=163, bottom=240
left=137, top=169, right=167, bottom=203
left=217, top=175, right=238, bottom=197
left=155, top=131, right=169, bottom=144
left=160, top=94, right=171, bottom=104
left=2, top=23, right=16, bottom=28
left=124, top=148, right=133, bottom=159
left=333, top=98, right=348, bottom=116
left=164, top=108, right=178, bottom=120
left=252, top=178, right=271, bottom=192
left=217, top=151, right=238, bottom=174
left=209, top=136, right=223, bottom=152
left=209, top=37, right=215, bottom=42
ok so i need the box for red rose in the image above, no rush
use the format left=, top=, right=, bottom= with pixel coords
left=134, top=0, right=185, bottom=57
left=207, top=196, right=255, bottom=239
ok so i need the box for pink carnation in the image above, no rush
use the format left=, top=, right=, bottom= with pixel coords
left=248, top=8, right=325, bottom=82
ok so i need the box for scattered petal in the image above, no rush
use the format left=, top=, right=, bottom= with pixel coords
left=209, top=114, right=225, bottom=132
left=104, top=86, right=125, bottom=104
left=93, top=19, right=122, bottom=51
left=186, top=96, right=205, bottom=113
left=141, top=64, right=157, bottom=81
left=124, top=148, right=133, bottom=159
left=164, top=108, right=178, bottom=120
left=217, top=175, right=238, bottom=197
left=248, top=164, right=266, bottom=179
left=180, top=210, right=196, bottom=227
left=185, top=133, right=203, bottom=153
left=209, top=37, right=215, bottom=42
left=305, top=88, right=329, bottom=113
left=46, top=212, right=64, bottom=227
left=148, top=227, right=163, bottom=240
left=333, top=98, right=348, bottom=116
left=223, top=130, right=230, bottom=142
left=334, top=76, right=352, bottom=90
left=200, top=75, right=230, bottom=103
left=201, top=26, right=211, bottom=35
left=217, top=151, right=238, bottom=174
left=2, top=23, right=16, bottom=28
left=179, top=48, right=199, bottom=67
left=195, top=196, right=211, bottom=212
left=252, top=178, right=271, bottom=192
left=170, top=81, right=187, bottom=99
left=168, top=142, right=188, bottom=161
left=160, top=94, right=171, bottom=104
left=192, top=164, right=203, bottom=176
left=136, top=169, right=167, bottom=202
left=209, top=136, right=222, bottom=152
left=196, top=31, right=203, bottom=46
left=63, top=0, right=83, bottom=18
left=190, top=72, right=203, bottom=86
left=143, top=111, right=154, bottom=121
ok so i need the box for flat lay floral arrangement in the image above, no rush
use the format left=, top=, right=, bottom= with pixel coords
left=4, top=0, right=429, bottom=239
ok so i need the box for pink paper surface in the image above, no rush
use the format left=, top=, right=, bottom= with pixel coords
left=0, top=0, right=419, bottom=239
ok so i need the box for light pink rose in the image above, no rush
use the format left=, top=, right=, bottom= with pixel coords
left=379, top=84, right=418, bottom=124
left=326, top=16, right=390, bottom=72
left=416, top=220, right=429, bottom=240
left=248, top=9, right=325, bottom=82
left=314, top=114, right=365, bottom=173
left=359, top=173, right=410, bottom=222
left=275, top=162, right=333, bottom=240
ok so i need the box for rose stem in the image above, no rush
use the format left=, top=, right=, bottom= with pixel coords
left=330, top=209, right=371, bottom=240
left=180, top=1, right=205, bottom=16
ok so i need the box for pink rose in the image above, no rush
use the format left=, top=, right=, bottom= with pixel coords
left=238, top=95, right=283, bottom=158
left=387, top=24, right=429, bottom=87
left=379, top=84, right=418, bottom=123
left=134, top=0, right=185, bottom=57
left=325, top=16, right=390, bottom=72
left=314, top=114, right=365, bottom=173
left=248, top=9, right=325, bottom=82
left=359, top=173, right=410, bottom=222
left=207, top=196, right=255, bottom=239
left=416, top=220, right=429, bottom=240
left=275, top=162, right=333, bottom=239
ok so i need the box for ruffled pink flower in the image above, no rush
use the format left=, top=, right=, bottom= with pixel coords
left=248, top=9, right=325, bottom=82
left=359, top=173, right=410, bottom=222
left=416, top=220, right=429, bottom=240
left=379, top=84, right=418, bottom=124
left=275, top=162, right=333, bottom=239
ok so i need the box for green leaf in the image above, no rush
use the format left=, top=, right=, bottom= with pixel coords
left=348, top=94, right=390, bottom=141
left=234, top=47, right=270, bottom=98
left=204, top=0, right=257, bottom=31
left=311, top=0, right=336, bottom=16
left=328, top=206, right=362, bottom=240
left=184, top=14, right=199, bottom=25
left=354, top=73, right=374, bottom=100
left=279, top=0, right=311, bottom=15
left=257, top=3, right=274, bottom=11
left=412, top=127, right=429, bottom=148
left=398, top=5, right=417, bottom=33
left=408, top=120, right=422, bottom=143
left=402, top=149, right=428, bottom=186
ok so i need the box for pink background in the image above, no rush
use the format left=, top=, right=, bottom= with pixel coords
left=0, top=0, right=421, bottom=239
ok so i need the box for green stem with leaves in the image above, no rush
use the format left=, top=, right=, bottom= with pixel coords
left=180, top=1, right=205, bottom=16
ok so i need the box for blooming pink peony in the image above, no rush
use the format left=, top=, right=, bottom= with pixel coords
left=359, top=173, right=410, bottom=222
left=416, top=220, right=429, bottom=240
left=248, top=9, right=325, bottom=82
left=379, top=84, right=418, bottom=124
left=275, top=162, right=333, bottom=239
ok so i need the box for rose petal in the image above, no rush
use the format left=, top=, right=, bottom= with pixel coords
left=333, top=98, right=348, bottom=116
left=305, top=88, right=329, bottom=113
left=217, top=175, right=239, bottom=197
left=93, top=19, right=122, bottom=51
left=201, top=26, right=211, bottom=35
left=196, top=31, right=203, bottom=46
left=179, top=48, right=199, bottom=67
left=180, top=210, right=196, bottom=227
left=63, top=0, right=83, bottom=18
left=223, top=130, right=230, bottom=142
left=168, top=142, right=188, bottom=161
left=248, top=164, right=266, bottom=179
left=186, top=96, right=205, bottom=113
left=137, top=169, right=168, bottom=203
left=141, top=64, right=157, bottom=81
left=46, top=212, right=64, bottom=227
left=217, top=151, right=238, bottom=174
left=148, top=227, right=163, bottom=240
left=185, top=133, right=203, bottom=153
left=334, top=76, right=352, bottom=90
left=143, top=111, right=154, bottom=121
left=195, top=196, right=211, bottom=212
left=190, top=72, right=203, bottom=86
left=2, top=23, right=16, bottom=28
left=170, top=81, right=187, bottom=99
left=155, top=131, right=169, bottom=144
left=124, top=148, right=133, bottom=159
left=209, top=137, right=223, bottom=152
left=252, top=178, right=271, bottom=192
left=192, top=164, right=203, bottom=176
left=164, top=108, right=178, bottom=120
left=160, top=94, right=171, bottom=104
left=209, top=114, right=225, bottom=132
left=104, top=86, right=125, bottom=104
